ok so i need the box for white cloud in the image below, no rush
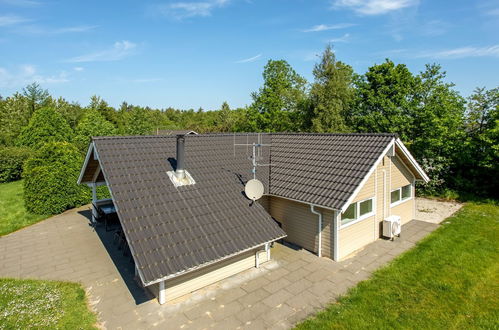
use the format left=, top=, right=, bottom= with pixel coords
left=155, top=0, right=231, bottom=19
left=328, top=33, right=351, bottom=43
left=0, top=0, right=40, bottom=6
left=302, top=23, right=355, bottom=32
left=66, top=40, right=137, bottom=63
left=417, top=45, right=499, bottom=59
left=0, top=15, right=30, bottom=26
left=332, top=0, right=418, bottom=15
left=235, top=54, right=261, bottom=63
left=17, top=24, right=98, bottom=35
left=73, top=67, right=84, bottom=72
left=0, top=65, right=69, bottom=88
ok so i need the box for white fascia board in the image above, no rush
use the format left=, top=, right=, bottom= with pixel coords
left=395, top=138, right=430, bottom=182
left=77, top=142, right=94, bottom=185
left=340, top=138, right=396, bottom=214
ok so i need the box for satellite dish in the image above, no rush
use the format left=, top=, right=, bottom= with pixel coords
left=245, top=179, right=264, bottom=201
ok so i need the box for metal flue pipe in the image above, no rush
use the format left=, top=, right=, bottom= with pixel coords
left=175, top=135, right=185, bottom=180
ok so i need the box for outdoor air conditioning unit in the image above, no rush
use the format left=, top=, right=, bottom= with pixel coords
left=383, top=215, right=401, bottom=240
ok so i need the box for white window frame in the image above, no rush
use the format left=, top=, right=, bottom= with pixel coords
left=340, top=196, right=376, bottom=229
left=390, top=184, right=412, bottom=207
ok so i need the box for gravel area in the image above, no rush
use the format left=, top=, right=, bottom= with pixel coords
left=415, top=197, right=463, bottom=224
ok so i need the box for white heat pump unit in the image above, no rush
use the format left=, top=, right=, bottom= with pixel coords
left=383, top=215, right=401, bottom=240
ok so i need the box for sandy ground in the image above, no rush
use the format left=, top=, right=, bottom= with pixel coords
left=415, top=197, right=463, bottom=224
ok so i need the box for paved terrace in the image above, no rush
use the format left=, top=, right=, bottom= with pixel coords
left=0, top=206, right=439, bottom=329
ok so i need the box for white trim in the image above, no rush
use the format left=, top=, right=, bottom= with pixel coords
left=158, top=281, right=166, bottom=305
left=255, top=250, right=260, bottom=268
left=143, top=239, right=285, bottom=287
left=310, top=204, right=322, bottom=257
left=265, top=194, right=339, bottom=212
left=266, top=243, right=271, bottom=261
left=333, top=211, right=339, bottom=261
left=395, top=138, right=430, bottom=182
left=77, top=142, right=94, bottom=184
left=340, top=196, right=376, bottom=229
left=390, top=184, right=413, bottom=207
left=340, top=139, right=395, bottom=213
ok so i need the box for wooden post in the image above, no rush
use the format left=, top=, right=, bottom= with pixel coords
left=266, top=243, right=271, bottom=261
left=158, top=281, right=166, bottom=304
left=255, top=250, right=260, bottom=268
left=91, top=183, right=97, bottom=223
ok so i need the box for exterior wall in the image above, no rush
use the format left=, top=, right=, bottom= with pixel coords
left=148, top=247, right=269, bottom=303
left=257, top=195, right=270, bottom=213
left=269, top=196, right=319, bottom=253
left=339, top=153, right=417, bottom=259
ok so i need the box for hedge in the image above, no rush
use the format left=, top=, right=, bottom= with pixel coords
left=0, top=147, right=32, bottom=183
left=23, top=142, right=90, bottom=215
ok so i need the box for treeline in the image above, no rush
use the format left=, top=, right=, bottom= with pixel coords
left=0, top=45, right=497, bottom=213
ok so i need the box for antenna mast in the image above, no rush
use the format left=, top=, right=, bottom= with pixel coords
left=234, top=133, right=272, bottom=180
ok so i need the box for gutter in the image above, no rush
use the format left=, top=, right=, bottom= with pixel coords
left=310, top=204, right=322, bottom=257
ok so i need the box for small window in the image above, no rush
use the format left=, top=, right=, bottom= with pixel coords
left=341, top=203, right=357, bottom=225
left=391, top=189, right=401, bottom=204
left=402, top=184, right=411, bottom=199
left=359, top=199, right=373, bottom=216
left=341, top=197, right=375, bottom=226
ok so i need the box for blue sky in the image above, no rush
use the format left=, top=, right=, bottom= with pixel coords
left=0, top=0, right=498, bottom=110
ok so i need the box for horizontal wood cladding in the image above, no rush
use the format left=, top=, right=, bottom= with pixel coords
left=339, top=215, right=375, bottom=259
left=390, top=156, right=414, bottom=189
left=353, top=172, right=376, bottom=203
left=155, top=248, right=268, bottom=302
left=268, top=196, right=318, bottom=253
left=390, top=198, right=415, bottom=225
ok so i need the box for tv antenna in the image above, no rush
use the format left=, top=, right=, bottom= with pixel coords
left=234, top=133, right=272, bottom=201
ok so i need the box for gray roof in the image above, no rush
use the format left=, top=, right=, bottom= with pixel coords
left=83, top=132, right=401, bottom=285
left=269, top=133, right=396, bottom=210
left=92, top=134, right=285, bottom=285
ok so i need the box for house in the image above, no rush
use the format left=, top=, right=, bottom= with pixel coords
left=78, top=133, right=428, bottom=304
left=154, top=129, right=198, bottom=135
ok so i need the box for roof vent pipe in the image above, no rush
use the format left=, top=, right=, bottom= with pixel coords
left=175, top=134, right=185, bottom=180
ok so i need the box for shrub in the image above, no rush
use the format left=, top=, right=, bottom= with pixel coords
left=0, top=147, right=32, bottom=183
left=23, top=142, right=90, bottom=215
left=17, top=107, right=73, bottom=149
left=73, top=109, right=117, bottom=152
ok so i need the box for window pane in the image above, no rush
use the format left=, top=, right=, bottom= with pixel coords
left=359, top=199, right=373, bottom=216
left=341, top=203, right=357, bottom=225
left=391, top=189, right=401, bottom=204
left=402, top=184, right=411, bottom=199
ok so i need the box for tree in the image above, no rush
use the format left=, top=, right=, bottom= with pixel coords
left=308, top=45, right=354, bottom=132
left=46, top=97, right=85, bottom=129
left=89, top=95, right=118, bottom=125
left=455, top=87, right=499, bottom=195
left=0, top=93, right=31, bottom=146
left=16, top=108, right=73, bottom=149
left=23, top=142, right=90, bottom=214
left=73, top=110, right=117, bottom=152
left=123, top=106, right=154, bottom=135
left=251, top=60, right=307, bottom=132
left=22, top=82, right=50, bottom=117
left=349, top=59, right=418, bottom=141
left=217, top=101, right=234, bottom=132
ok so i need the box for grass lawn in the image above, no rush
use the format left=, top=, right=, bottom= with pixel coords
left=0, top=180, right=49, bottom=236
left=0, top=278, right=97, bottom=329
left=296, top=202, right=499, bottom=329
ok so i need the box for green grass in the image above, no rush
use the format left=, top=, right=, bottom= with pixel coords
left=0, top=278, right=97, bottom=329
left=296, top=202, right=499, bottom=329
left=0, top=180, right=49, bottom=236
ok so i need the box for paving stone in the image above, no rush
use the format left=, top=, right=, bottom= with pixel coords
left=235, top=303, right=269, bottom=324
left=263, top=277, right=292, bottom=294
left=262, top=289, right=293, bottom=308
left=284, top=267, right=310, bottom=283
left=241, top=276, right=271, bottom=293
left=211, top=300, right=244, bottom=322
left=237, top=288, right=270, bottom=307
left=263, top=304, right=295, bottom=327
left=216, top=287, right=247, bottom=304
left=286, top=278, right=313, bottom=295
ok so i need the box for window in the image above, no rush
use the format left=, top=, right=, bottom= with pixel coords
left=359, top=199, right=373, bottom=216
left=341, top=203, right=357, bottom=225
left=391, top=184, right=412, bottom=206
left=341, top=197, right=375, bottom=226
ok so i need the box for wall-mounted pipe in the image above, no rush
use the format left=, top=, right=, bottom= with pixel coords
left=310, top=204, right=322, bottom=257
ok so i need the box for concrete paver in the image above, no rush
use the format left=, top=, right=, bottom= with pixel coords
left=0, top=204, right=440, bottom=329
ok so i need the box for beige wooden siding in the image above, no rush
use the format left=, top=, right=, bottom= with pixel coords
left=339, top=153, right=417, bottom=259
left=150, top=248, right=269, bottom=302
left=258, top=195, right=270, bottom=213
left=390, top=156, right=413, bottom=189
left=319, top=208, right=335, bottom=259
left=269, top=196, right=318, bottom=253
left=339, top=215, right=375, bottom=259
left=390, top=198, right=414, bottom=225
